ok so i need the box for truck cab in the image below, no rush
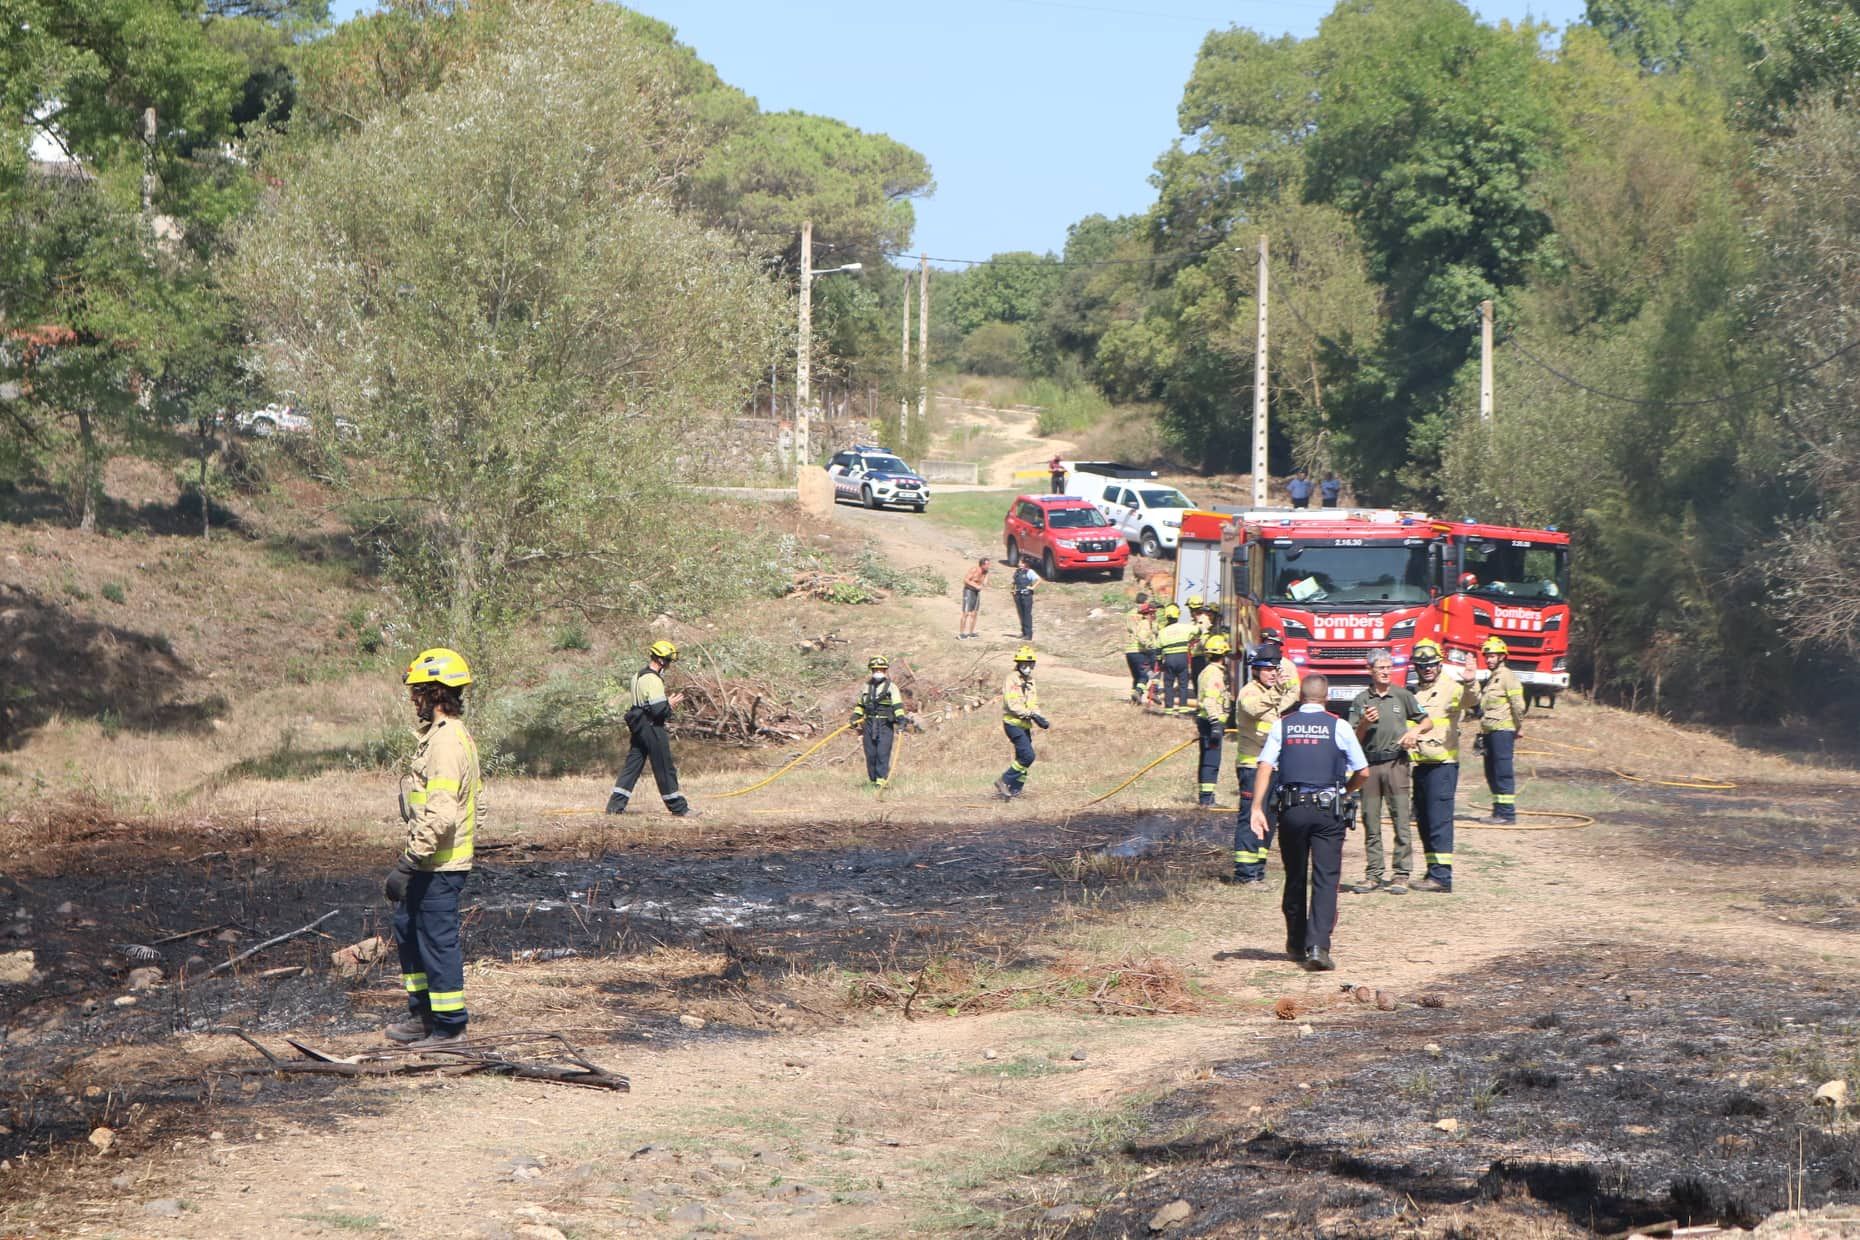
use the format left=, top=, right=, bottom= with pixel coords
left=1061, top=462, right=1196, bottom=558
left=1434, top=521, right=1571, bottom=704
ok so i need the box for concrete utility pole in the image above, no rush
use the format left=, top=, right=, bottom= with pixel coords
left=795, top=219, right=814, bottom=466
left=1479, top=298, right=1495, bottom=422
left=1252, top=234, right=1270, bottom=508
left=140, top=107, right=157, bottom=216
left=900, top=273, right=912, bottom=433
left=916, top=254, right=929, bottom=431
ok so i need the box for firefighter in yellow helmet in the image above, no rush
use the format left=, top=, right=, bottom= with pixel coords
left=1154, top=603, right=1198, bottom=714
left=1194, top=634, right=1233, bottom=807
left=385, top=648, right=485, bottom=1048
left=852, top=655, right=909, bottom=788
left=1474, top=636, right=1528, bottom=823
left=606, top=640, right=696, bottom=817
left=1407, top=638, right=1468, bottom=893
left=994, top=646, right=1048, bottom=799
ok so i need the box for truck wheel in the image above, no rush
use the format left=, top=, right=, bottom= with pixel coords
left=862, top=485, right=878, bottom=510
left=911, top=503, right=925, bottom=513
left=1140, top=528, right=1162, bottom=559
left=1006, top=538, right=1020, bottom=566
left=1110, top=566, right=1126, bottom=582
left=1041, top=550, right=1058, bottom=581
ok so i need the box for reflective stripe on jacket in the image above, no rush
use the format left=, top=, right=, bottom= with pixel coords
left=854, top=679, right=905, bottom=725
left=1196, top=663, right=1231, bottom=721
left=1125, top=609, right=1156, bottom=654
left=1234, top=679, right=1280, bottom=765
left=1003, top=669, right=1040, bottom=728
left=1477, top=666, right=1528, bottom=731
left=1411, top=676, right=1467, bottom=764
left=403, top=716, right=483, bottom=872
left=1156, top=620, right=1196, bottom=655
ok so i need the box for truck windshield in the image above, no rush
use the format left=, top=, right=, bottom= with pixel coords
left=1459, top=541, right=1569, bottom=602
left=1265, top=541, right=1433, bottom=606
left=1139, top=489, right=1192, bottom=509
left=1049, top=507, right=1112, bottom=529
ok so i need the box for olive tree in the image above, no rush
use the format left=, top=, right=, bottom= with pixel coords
left=228, top=2, right=784, bottom=663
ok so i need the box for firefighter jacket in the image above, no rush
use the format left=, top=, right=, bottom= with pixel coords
left=1003, top=669, right=1040, bottom=728
left=1156, top=619, right=1197, bottom=656
left=1235, top=677, right=1282, bottom=766
left=1196, top=662, right=1231, bottom=722
left=629, top=667, right=673, bottom=727
left=1411, top=675, right=1468, bottom=764
left=401, top=715, right=483, bottom=872
left=853, top=678, right=905, bottom=727
left=1125, top=608, right=1156, bottom=654
left=1476, top=665, right=1528, bottom=732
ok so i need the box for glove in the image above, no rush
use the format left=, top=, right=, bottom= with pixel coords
left=1033, top=714, right=1051, bottom=730
left=1473, top=733, right=1486, bottom=755
left=383, top=857, right=419, bottom=904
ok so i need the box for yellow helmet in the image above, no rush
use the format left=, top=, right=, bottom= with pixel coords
left=1411, top=638, right=1443, bottom=667
left=1203, top=634, right=1232, bottom=657
left=1186, top=594, right=1206, bottom=610
left=1013, top=645, right=1037, bottom=664
left=404, top=647, right=472, bottom=688
left=1162, top=603, right=1180, bottom=621
left=868, top=654, right=890, bottom=671
left=648, top=639, right=679, bottom=662
left=1481, top=636, right=1509, bottom=656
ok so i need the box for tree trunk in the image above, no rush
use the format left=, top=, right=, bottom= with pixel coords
left=77, top=404, right=98, bottom=534
left=198, top=423, right=212, bottom=540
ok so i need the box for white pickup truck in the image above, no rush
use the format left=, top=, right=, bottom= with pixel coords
left=1064, top=463, right=1197, bottom=558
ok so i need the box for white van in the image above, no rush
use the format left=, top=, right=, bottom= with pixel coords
left=1065, top=465, right=1196, bottom=558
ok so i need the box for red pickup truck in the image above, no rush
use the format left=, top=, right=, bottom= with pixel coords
left=1004, top=494, right=1130, bottom=581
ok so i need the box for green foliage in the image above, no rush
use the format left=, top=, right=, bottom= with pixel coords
left=956, top=321, right=1030, bottom=377
left=229, top=3, right=786, bottom=681
left=100, top=581, right=127, bottom=604
left=854, top=551, right=947, bottom=598
left=943, top=251, right=1062, bottom=336
left=552, top=623, right=591, bottom=653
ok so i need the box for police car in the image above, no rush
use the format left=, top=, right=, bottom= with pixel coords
left=826, top=445, right=932, bottom=512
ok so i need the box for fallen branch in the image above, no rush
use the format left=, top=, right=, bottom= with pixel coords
left=203, top=909, right=340, bottom=978
left=153, top=922, right=230, bottom=945
left=215, top=1028, right=629, bottom=1092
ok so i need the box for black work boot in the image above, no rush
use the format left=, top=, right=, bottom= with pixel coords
left=384, top=1015, right=433, bottom=1044
left=603, top=792, right=628, bottom=815
left=405, top=1027, right=467, bottom=1050
left=1304, top=947, right=1336, bottom=972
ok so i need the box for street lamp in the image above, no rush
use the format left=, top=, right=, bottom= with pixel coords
left=794, top=217, right=862, bottom=468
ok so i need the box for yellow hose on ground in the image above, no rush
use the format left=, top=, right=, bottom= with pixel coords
left=1079, top=736, right=1199, bottom=808
left=1456, top=810, right=1598, bottom=830
left=1608, top=768, right=1736, bottom=791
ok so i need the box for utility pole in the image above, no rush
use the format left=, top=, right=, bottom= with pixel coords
left=1479, top=298, right=1495, bottom=422
left=1252, top=234, right=1269, bottom=509
left=900, top=273, right=912, bottom=436
left=916, top=254, right=929, bottom=431
left=795, top=219, right=813, bottom=467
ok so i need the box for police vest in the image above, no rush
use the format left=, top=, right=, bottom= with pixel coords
left=1277, top=711, right=1350, bottom=789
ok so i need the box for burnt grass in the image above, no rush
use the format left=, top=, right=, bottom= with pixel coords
left=0, top=808, right=1219, bottom=1177
left=1016, top=946, right=1860, bottom=1237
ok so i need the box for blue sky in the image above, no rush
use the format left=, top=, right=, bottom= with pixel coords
left=326, top=0, right=1592, bottom=266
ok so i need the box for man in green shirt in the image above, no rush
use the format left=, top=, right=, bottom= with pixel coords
left=1345, top=650, right=1430, bottom=894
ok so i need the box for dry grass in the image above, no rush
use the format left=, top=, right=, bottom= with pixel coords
left=842, top=953, right=1203, bottom=1020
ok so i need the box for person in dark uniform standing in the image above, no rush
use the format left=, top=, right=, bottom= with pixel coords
left=1048, top=455, right=1067, bottom=494
left=605, top=640, right=695, bottom=817
left=1193, top=634, right=1233, bottom=807
left=1153, top=603, right=1196, bottom=714
left=852, top=655, right=909, bottom=788
left=1286, top=468, right=1313, bottom=508
left=1320, top=471, right=1343, bottom=507
left=994, top=645, right=1048, bottom=799
left=1250, top=674, right=1368, bottom=971
left=1011, top=561, right=1038, bottom=640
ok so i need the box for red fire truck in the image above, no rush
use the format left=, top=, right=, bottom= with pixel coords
left=1433, top=520, right=1572, bottom=705
left=1176, top=508, right=1445, bottom=706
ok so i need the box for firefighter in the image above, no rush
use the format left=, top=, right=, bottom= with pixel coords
left=1187, top=594, right=1214, bottom=684
left=1346, top=650, right=1430, bottom=894
left=1154, top=603, right=1197, bottom=714
left=1250, top=674, right=1368, bottom=971
left=1194, top=634, right=1233, bottom=807
left=1259, top=630, right=1302, bottom=715
left=994, top=646, right=1048, bottom=799
left=385, top=648, right=485, bottom=1048
left=605, top=640, right=695, bottom=817
left=1227, top=645, right=1285, bottom=885
left=1474, top=636, right=1528, bottom=822
left=1408, top=639, right=1467, bottom=892
left=852, top=655, right=909, bottom=788
left=1124, top=594, right=1157, bottom=703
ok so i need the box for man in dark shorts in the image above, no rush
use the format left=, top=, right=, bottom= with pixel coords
left=959, top=557, right=988, bottom=640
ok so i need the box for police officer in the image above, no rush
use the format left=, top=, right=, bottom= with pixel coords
left=1408, top=639, right=1468, bottom=892
left=386, top=648, right=486, bottom=1047
left=1154, top=603, right=1197, bottom=714
left=1474, top=636, right=1528, bottom=823
left=994, top=645, right=1049, bottom=799
left=606, top=640, right=695, bottom=817
left=1011, top=560, right=1038, bottom=641
left=1346, top=650, right=1430, bottom=894
left=852, top=655, right=909, bottom=788
left=1320, top=471, right=1343, bottom=508
left=1227, top=644, right=1285, bottom=885
left=1251, top=675, right=1368, bottom=971
left=1193, top=634, right=1233, bottom=807
left=1286, top=468, right=1313, bottom=509
left=1124, top=594, right=1158, bottom=704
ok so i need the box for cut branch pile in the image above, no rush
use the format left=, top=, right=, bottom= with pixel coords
left=669, top=660, right=819, bottom=745
left=788, top=569, right=886, bottom=603
left=217, top=1028, right=629, bottom=1092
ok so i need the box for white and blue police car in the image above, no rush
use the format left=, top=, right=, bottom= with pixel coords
left=826, top=445, right=932, bottom=513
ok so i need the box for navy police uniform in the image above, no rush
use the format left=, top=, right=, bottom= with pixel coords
left=1257, top=703, right=1367, bottom=964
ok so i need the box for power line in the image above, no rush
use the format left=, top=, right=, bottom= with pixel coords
left=880, top=247, right=1199, bottom=270
left=1501, top=331, right=1860, bottom=410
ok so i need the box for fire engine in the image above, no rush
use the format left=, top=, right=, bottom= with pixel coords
left=1433, top=520, right=1571, bottom=705
left=1176, top=508, right=1444, bottom=706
